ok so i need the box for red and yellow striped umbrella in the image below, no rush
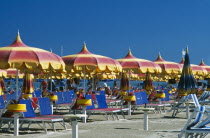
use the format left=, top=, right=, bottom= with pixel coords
left=153, top=53, right=182, bottom=81
left=179, top=58, right=207, bottom=79
left=22, top=73, right=34, bottom=94
left=0, top=33, right=65, bottom=73
left=62, top=43, right=122, bottom=74
left=116, top=49, right=162, bottom=74
left=0, top=69, right=7, bottom=78
left=199, top=59, right=210, bottom=78
left=154, top=53, right=182, bottom=74
left=0, top=33, right=65, bottom=98
left=62, top=43, right=122, bottom=93
left=5, top=68, right=24, bottom=78
left=0, top=70, right=6, bottom=95
left=0, top=77, right=6, bottom=95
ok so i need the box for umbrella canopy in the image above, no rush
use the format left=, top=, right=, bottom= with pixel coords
left=116, top=49, right=162, bottom=74
left=62, top=43, right=122, bottom=93
left=153, top=52, right=182, bottom=81
left=199, top=59, right=210, bottom=78
left=0, top=32, right=65, bottom=100
left=179, top=58, right=207, bottom=79
left=62, top=43, right=122, bottom=74
left=177, top=48, right=197, bottom=96
left=5, top=68, right=24, bottom=78
left=22, top=73, right=34, bottom=94
left=0, top=32, right=65, bottom=73
left=0, top=69, right=7, bottom=78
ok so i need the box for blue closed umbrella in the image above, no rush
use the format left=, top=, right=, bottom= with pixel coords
left=177, top=48, right=197, bottom=96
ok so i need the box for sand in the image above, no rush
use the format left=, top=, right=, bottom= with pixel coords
left=0, top=108, right=195, bottom=138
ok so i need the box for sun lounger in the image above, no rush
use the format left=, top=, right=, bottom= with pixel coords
left=86, top=95, right=127, bottom=120
left=54, top=91, right=76, bottom=112
left=198, top=91, right=210, bottom=104
left=178, top=94, right=210, bottom=138
left=133, top=91, right=170, bottom=113
left=171, top=94, right=196, bottom=117
left=0, top=99, right=66, bottom=133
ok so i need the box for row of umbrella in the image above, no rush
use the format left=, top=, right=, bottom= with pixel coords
left=0, top=32, right=208, bottom=98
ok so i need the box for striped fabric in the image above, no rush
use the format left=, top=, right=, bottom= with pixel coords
left=116, top=49, right=161, bottom=74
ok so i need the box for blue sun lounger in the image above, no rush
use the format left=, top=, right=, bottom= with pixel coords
left=0, top=99, right=66, bottom=133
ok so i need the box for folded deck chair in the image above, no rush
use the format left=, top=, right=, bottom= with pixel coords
left=86, top=95, right=126, bottom=120
left=179, top=94, right=209, bottom=138
left=171, top=94, right=196, bottom=117
left=0, top=99, right=66, bottom=133
left=198, top=91, right=210, bottom=104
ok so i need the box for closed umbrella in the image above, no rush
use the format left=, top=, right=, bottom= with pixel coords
left=179, top=58, right=207, bottom=80
left=177, top=48, right=197, bottom=96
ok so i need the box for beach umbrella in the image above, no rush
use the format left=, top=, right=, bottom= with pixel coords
left=177, top=48, right=197, bottom=96
left=5, top=68, right=24, bottom=78
left=62, top=42, right=122, bottom=94
left=117, top=49, right=162, bottom=74
left=0, top=77, right=6, bottom=95
left=198, top=59, right=210, bottom=90
left=179, top=58, right=207, bottom=79
left=116, top=49, right=161, bottom=90
left=153, top=52, right=182, bottom=81
left=120, top=72, right=129, bottom=91
left=0, top=69, right=7, bottom=95
left=142, top=72, right=154, bottom=93
left=22, top=73, right=34, bottom=94
left=199, top=59, right=210, bottom=78
left=0, top=32, right=65, bottom=100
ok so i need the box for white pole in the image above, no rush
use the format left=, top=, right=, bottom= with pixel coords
left=186, top=103, right=190, bottom=119
left=50, top=101, right=54, bottom=115
left=128, top=101, right=131, bottom=116
left=14, top=112, right=19, bottom=136
left=16, top=70, right=19, bottom=101
left=71, top=120, right=78, bottom=138
left=144, top=111, right=148, bottom=131
left=82, top=106, right=87, bottom=123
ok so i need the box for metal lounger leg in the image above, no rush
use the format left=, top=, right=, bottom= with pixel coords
left=42, top=121, right=47, bottom=134
left=52, top=122, right=56, bottom=132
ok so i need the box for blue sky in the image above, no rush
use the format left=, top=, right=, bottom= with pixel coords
left=0, top=0, right=210, bottom=65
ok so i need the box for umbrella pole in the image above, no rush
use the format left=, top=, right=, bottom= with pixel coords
left=50, top=68, right=52, bottom=92
left=16, top=70, right=19, bottom=102
left=128, top=70, right=130, bottom=93
left=84, top=66, right=86, bottom=96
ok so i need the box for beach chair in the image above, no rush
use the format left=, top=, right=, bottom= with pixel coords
left=171, top=94, right=196, bottom=117
left=133, top=91, right=169, bottom=113
left=178, top=94, right=210, bottom=138
left=54, top=91, right=75, bottom=113
left=34, top=89, right=42, bottom=98
left=198, top=91, right=210, bottom=105
left=0, top=99, right=66, bottom=133
left=86, top=95, right=127, bottom=120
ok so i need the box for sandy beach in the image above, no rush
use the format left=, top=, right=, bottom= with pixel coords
left=0, top=109, right=193, bottom=138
